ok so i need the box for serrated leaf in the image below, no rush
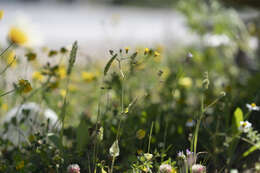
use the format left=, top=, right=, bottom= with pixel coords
left=104, top=54, right=117, bottom=76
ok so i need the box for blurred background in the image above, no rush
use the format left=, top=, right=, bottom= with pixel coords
left=0, top=0, right=195, bottom=58
left=1, top=0, right=259, bottom=58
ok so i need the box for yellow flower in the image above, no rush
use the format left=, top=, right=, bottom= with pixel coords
left=6, top=50, right=17, bottom=67
left=1, top=103, right=8, bottom=112
left=179, top=77, right=192, bottom=88
left=60, top=89, right=67, bottom=98
left=8, top=26, right=28, bottom=46
left=16, top=161, right=24, bottom=170
left=154, top=51, right=162, bottom=62
left=154, top=51, right=160, bottom=57
left=32, top=71, right=44, bottom=82
left=144, top=48, right=149, bottom=55
left=58, top=66, right=66, bottom=79
left=81, top=71, right=95, bottom=82
left=0, top=10, right=4, bottom=20
left=137, top=149, right=143, bottom=155
left=136, top=129, right=146, bottom=140
left=125, top=47, right=130, bottom=54
left=18, top=79, right=32, bottom=93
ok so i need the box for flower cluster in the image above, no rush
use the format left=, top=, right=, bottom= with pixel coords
left=67, top=164, right=80, bottom=173
left=177, top=149, right=206, bottom=173
left=159, top=164, right=172, bottom=173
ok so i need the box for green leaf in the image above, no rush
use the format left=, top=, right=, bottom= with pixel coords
left=76, top=118, right=90, bottom=152
left=47, top=133, right=62, bottom=149
left=232, top=107, right=243, bottom=133
left=243, top=144, right=260, bottom=157
left=104, top=54, right=117, bottom=76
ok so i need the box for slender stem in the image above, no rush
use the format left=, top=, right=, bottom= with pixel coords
left=60, top=77, right=71, bottom=148
left=111, top=156, right=116, bottom=173
left=0, top=56, right=16, bottom=75
left=0, top=42, right=14, bottom=58
left=204, top=96, right=220, bottom=112
left=193, top=95, right=204, bottom=155
left=0, top=89, right=15, bottom=97
left=244, top=111, right=251, bottom=120
left=148, top=121, right=154, bottom=153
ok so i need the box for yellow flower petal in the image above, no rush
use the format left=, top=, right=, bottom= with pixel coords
left=8, top=26, right=28, bottom=46
left=0, top=10, right=4, bottom=20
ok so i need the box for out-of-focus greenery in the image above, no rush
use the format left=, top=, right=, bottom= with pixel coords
left=0, top=0, right=260, bottom=172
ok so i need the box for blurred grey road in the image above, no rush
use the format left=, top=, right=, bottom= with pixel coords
left=0, top=2, right=195, bottom=57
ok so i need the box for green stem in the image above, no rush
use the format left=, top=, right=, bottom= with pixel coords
left=193, top=95, right=204, bottom=155
left=0, top=42, right=14, bottom=58
left=0, top=89, right=15, bottom=97
left=0, top=56, right=16, bottom=75
left=148, top=121, right=154, bottom=153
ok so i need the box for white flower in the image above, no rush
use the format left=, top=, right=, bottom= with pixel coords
left=67, top=164, right=80, bottom=173
left=239, top=121, right=252, bottom=133
left=159, top=164, right=172, bottom=173
left=1, top=102, right=60, bottom=145
left=143, top=153, right=153, bottom=161
left=246, top=103, right=260, bottom=111
left=191, top=164, right=206, bottom=173
left=8, top=13, right=44, bottom=47
left=186, top=118, right=195, bottom=127
left=177, top=151, right=186, bottom=160
left=109, top=140, right=120, bottom=157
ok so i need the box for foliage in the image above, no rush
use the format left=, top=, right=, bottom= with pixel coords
left=0, top=0, right=260, bottom=172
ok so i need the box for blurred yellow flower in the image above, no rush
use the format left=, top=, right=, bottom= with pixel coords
left=16, top=161, right=24, bottom=170
left=0, top=10, right=4, bottom=20
left=68, top=84, right=77, bottom=92
left=58, top=66, right=66, bottom=79
left=179, top=77, right=192, bottom=88
left=136, top=129, right=146, bottom=140
left=81, top=71, right=95, bottom=82
left=144, top=48, right=149, bottom=55
left=125, top=47, right=130, bottom=54
left=1, top=103, right=8, bottom=112
left=154, top=51, right=162, bottom=62
left=32, top=71, right=44, bottom=82
left=6, top=50, right=17, bottom=67
left=154, top=51, right=160, bottom=57
left=18, top=79, right=32, bottom=93
left=60, top=89, right=67, bottom=98
left=8, top=26, right=28, bottom=46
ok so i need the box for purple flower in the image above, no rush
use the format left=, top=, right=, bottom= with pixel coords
left=186, top=149, right=193, bottom=156
left=177, top=151, right=186, bottom=159
left=186, top=149, right=196, bottom=167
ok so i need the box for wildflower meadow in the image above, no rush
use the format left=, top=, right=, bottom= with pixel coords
left=0, top=0, right=260, bottom=172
